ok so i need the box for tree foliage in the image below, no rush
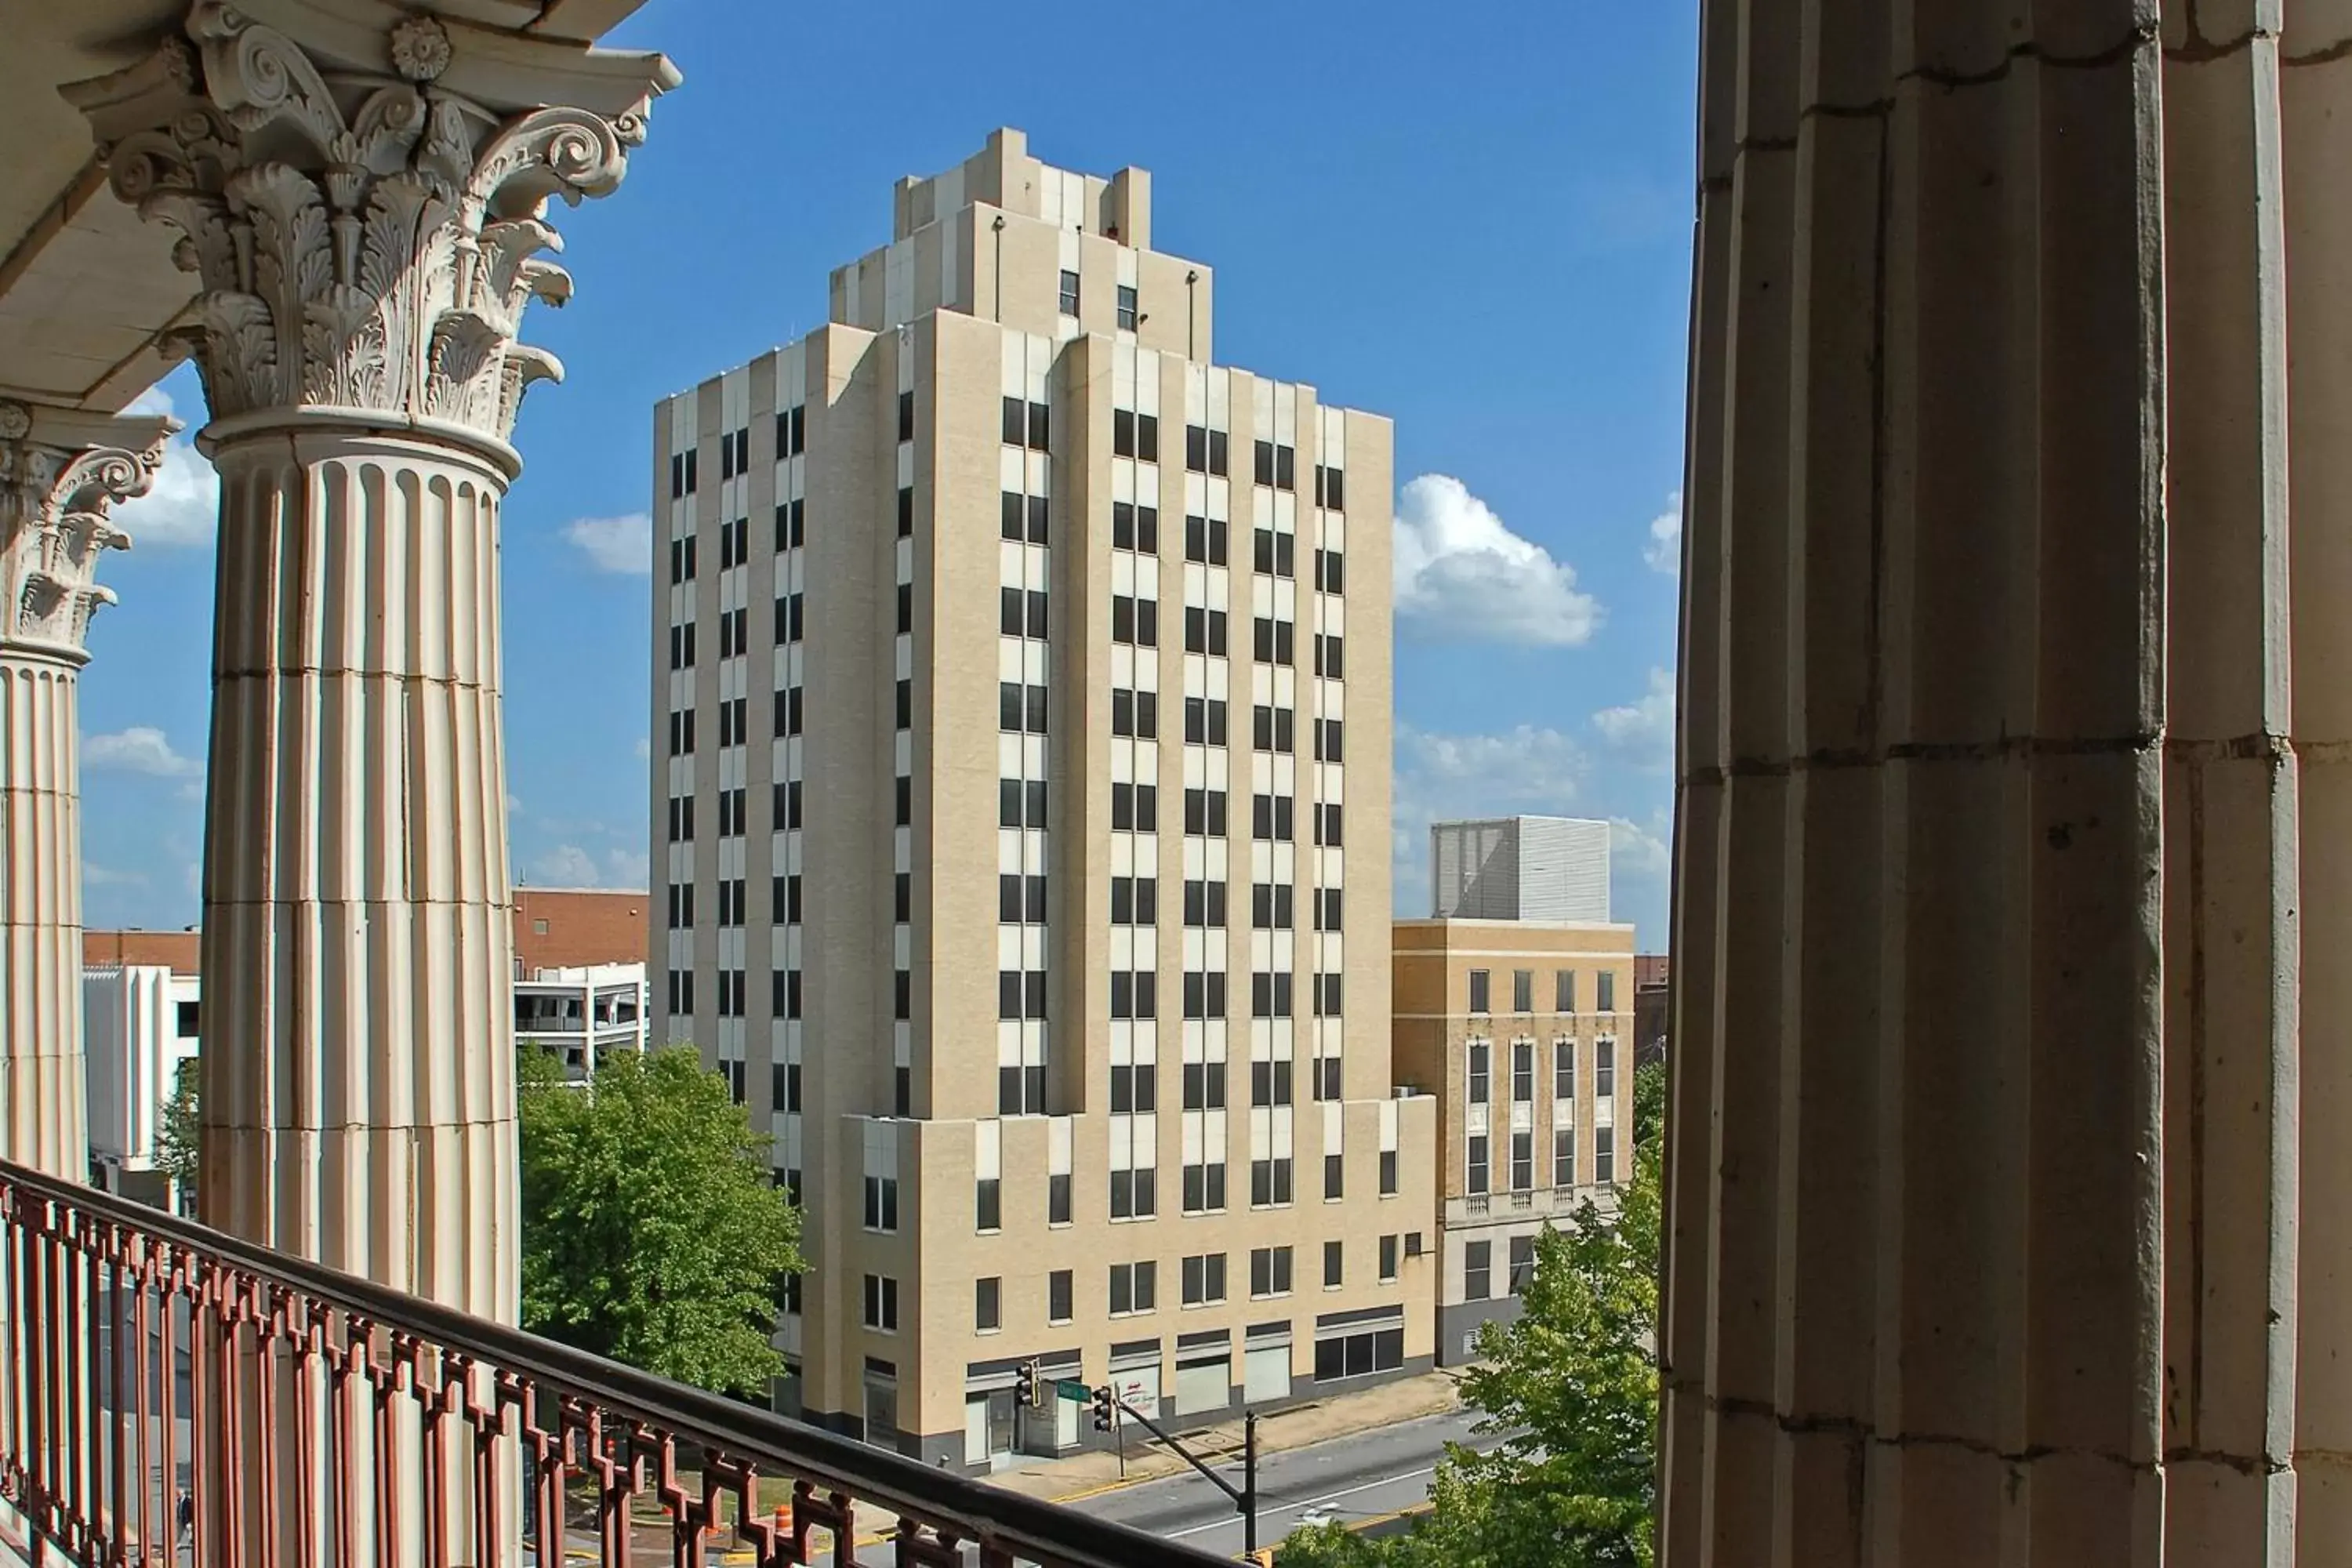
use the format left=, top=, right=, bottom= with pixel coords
left=155, top=1065, right=201, bottom=1208
left=1280, top=1060, right=1670, bottom=1568
left=518, top=1044, right=804, bottom=1396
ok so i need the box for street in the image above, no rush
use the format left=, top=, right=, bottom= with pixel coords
left=1069, top=1407, right=1502, bottom=1559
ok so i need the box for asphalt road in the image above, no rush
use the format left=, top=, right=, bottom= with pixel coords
left=1071, top=1406, right=1500, bottom=1559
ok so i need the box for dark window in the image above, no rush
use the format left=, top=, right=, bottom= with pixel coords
left=896, top=485, right=914, bottom=539
left=1315, top=548, right=1347, bottom=594
left=977, top=1178, right=1001, bottom=1232
left=1000, top=489, right=1025, bottom=540
left=1001, top=396, right=1027, bottom=446
left=1599, top=970, right=1618, bottom=1011
left=894, top=775, right=912, bottom=827
left=1112, top=502, right=1160, bottom=554
left=1116, top=284, right=1138, bottom=331
left=1315, top=464, right=1345, bottom=510
left=1250, top=1247, right=1293, bottom=1298
left=1184, top=697, right=1228, bottom=746
left=1252, top=528, right=1295, bottom=579
left=1114, top=409, right=1138, bottom=457
left=1511, top=1130, right=1534, bottom=1191
left=1050, top=1174, right=1073, bottom=1225
left=1048, top=1269, right=1073, bottom=1323
left=1380, top=1149, right=1399, bottom=1196
left=1325, top=1149, right=1344, bottom=1198
left=1314, top=718, right=1345, bottom=763
left=1183, top=515, right=1229, bottom=566
left=1509, top=1236, right=1537, bottom=1294
left=1465, top=1241, right=1491, bottom=1301
left=1183, top=789, right=1228, bottom=837
left=1595, top=1127, right=1617, bottom=1185
left=1182, top=879, right=1228, bottom=928
left=1379, top=1236, right=1399, bottom=1281
left=1181, top=971, right=1229, bottom=1020
left=1028, top=401, right=1050, bottom=452
left=1468, top=970, right=1491, bottom=1014
left=897, top=582, right=913, bottom=636
left=1058, top=269, right=1080, bottom=316
left=1183, top=606, right=1226, bottom=656
left=895, top=872, right=912, bottom=924
left=897, top=389, right=914, bottom=442
left=975, top=1277, right=1001, bottom=1331
left=1252, top=617, right=1296, bottom=666
left=1181, top=1254, right=1229, bottom=1305
left=1315, top=633, right=1345, bottom=680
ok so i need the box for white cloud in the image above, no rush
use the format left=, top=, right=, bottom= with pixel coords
left=1609, top=815, right=1671, bottom=880
left=1592, top=667, right=1675, bottom=770
left=527, top=843, right=650, bottom=891
left=530, top=844, right=602, bottom=887
left=1391, top=720, right=1592, bottom=916
left=1392, top=475, right=1600, bottom=647
left=83, top=862, right=148, bottom=887
left=562, top=513, right=651, bottom=575
left=1643, top=489, right=1683, bottom=575
left=85, top=726, right=200, bottom=778
left=114, top=386, right=220, bottom=548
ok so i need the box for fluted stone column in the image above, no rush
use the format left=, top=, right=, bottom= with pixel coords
left=1663, top=4, right=2350, bottom=1563
left=66, top=1, right=674, bottom=1323
left=0, top=403, right=172, bottom=1178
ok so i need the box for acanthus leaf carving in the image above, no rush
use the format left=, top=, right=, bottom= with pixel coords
left=66, top=2, right=660, bottom=448
left=0, top=406, right=172, bottom=659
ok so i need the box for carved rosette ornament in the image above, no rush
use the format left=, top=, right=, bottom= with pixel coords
left=0, top=402, right=175, bottom=662
left=64, top=1, right=661, bottom=453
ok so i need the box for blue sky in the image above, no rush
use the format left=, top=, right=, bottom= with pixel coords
left=78, top=0, right=1696, bottom=949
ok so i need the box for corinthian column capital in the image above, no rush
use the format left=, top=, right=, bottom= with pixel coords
left=0, top=401, right=176, bottom=663
left=62, top=0, right=678, bottom=461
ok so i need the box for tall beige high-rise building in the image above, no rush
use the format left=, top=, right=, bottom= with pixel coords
left=649, top=129, right=1436, bottom=1470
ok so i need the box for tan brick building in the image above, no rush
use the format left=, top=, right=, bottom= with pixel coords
left=648, top=129, right=1436, bottom=1471
left=1393, top=917, right=1635, bottom=1362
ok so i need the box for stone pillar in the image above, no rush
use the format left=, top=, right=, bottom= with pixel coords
left=1662, top=4, right=2343, bottom=1563
left=0, top=402, right=172, bottom=1178
left=66, top=0, right=674, bottom=1323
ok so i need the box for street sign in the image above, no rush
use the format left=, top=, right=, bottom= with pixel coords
left=1054, top=1379, right=1091, bottom=1403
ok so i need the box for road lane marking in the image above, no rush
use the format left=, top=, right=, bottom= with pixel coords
left=1163, top=1465, right=1439, bottom=1539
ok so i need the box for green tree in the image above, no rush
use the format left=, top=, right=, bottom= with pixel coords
left=1279, top=1060, right=1671, bottom=1568
left=155, top=1065, right=200, bottom=1212
left=518, top=1044, right=803, bottom=1396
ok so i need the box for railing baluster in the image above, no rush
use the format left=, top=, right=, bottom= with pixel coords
left=253, top=1281, right=281, bottom=1568
left=160, top=1248, right=183, bottom=1568
left=292, top=1301, right=321, bottom=1568
left=329, top=1312, right=358, bottom=1568
left=132, top=1240, right=153, bottom=1568
left=0, top=1163, right=1224, bottom=1568
left=109, top=1233, right=129, bottom=1568
left=189, top=1263, right=212, bottom=1568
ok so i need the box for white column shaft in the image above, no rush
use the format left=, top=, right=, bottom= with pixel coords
left=0, top=653, right=87, bottom=1178
left=197, top=429, right=517, bottom=1323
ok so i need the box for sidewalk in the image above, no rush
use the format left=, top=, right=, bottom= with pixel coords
left=987, top=1367, right=1467, bottom=1504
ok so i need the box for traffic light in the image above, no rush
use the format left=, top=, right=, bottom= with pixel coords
left=1014, top=1360, right=1041, bottom=1408
left=1090, top=1384, right=1115, bottom=1432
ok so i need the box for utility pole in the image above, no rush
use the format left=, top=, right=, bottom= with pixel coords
left=1096, top=1388, right=1261, bottom=1555
left=1243, top=1411, right=1259, bottom=1557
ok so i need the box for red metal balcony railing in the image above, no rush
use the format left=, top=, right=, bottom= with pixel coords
left=0, top=1157, right=1225, bottom=1568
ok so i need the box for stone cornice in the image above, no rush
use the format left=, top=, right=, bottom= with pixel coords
left=61, top=1, right=674, bottom=456
left=0, top=403, right=176, bottom=663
